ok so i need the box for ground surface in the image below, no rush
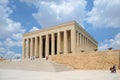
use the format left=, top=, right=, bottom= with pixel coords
left=0, top=69, right=120, bottom=80
left=0, top=50, right=120, bottom=80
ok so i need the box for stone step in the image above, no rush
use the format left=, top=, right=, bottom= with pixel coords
left=0, top=58, right=72, bottom=72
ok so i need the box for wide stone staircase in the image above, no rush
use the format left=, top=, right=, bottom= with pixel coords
left=0, top=58, right=72, bottom=72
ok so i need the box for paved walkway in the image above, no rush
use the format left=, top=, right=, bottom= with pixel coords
left=0, top=59, right=120, bottom=80
left=0, top=69, right=120, bottom=80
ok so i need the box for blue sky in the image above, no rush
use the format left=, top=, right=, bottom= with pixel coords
left=0, top=0, right=120, bottom=58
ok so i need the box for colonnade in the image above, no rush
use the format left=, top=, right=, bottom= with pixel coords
left=76, top=30, right=97, bottom=53
left=22, top=29, right=97, bottom=59
left=22, top=30, right=73, bottom=59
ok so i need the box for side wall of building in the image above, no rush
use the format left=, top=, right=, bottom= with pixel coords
left=74, top=23, right=98, bottom=53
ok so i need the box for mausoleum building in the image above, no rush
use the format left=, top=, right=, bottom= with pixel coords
left=22, top=21, right=98, bottom=59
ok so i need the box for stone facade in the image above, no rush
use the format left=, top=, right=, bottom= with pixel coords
left=22, top=21, right=98, bottom=59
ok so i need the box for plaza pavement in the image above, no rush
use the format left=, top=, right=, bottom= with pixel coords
left=0, top=59, right=120, bottom=80
left=0, top=69, right=120, bottom=80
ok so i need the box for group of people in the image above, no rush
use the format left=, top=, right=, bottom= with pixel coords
left=30, top=55, right=49, bottom=60
left=110, top=64, right=116, bottom=73
left=30, top=56, right=36, bottom=60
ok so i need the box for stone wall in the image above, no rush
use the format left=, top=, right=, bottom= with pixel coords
left=0, top=58, right=6, bottom=62
left=51, top=50, right=120, bottom=70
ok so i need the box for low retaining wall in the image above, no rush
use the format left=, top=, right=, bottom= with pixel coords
left=51, top=50, right=120, bottom=70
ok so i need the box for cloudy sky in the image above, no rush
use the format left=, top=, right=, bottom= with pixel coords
left=0, top=0, right=120, bottom=58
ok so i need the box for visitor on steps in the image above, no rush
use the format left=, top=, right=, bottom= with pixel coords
left=46, top=56, right=48, bottom=60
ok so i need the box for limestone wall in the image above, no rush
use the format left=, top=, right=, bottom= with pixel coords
left=51, top=50, right=120, bottom=70
left=0, top=58, right=6, bottom=62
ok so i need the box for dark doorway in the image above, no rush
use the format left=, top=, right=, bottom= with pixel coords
left=49, top=36, right=51, bottom=55
left=55, top=33, right=57, bottom=55
left=42, top=37, right=45, bottom=58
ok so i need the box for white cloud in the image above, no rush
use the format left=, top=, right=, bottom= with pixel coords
left=99, top=32, right=120, bottom=50
left=5, top=38, right=22, bottom=48
left=0, top=0, right=25, bottom=59
left=0, top=0, right=25, bottom=39
left=86, top=0, right=120, bottom=28
left=20, top=0, right=39, bottom=6
left=0, top=16, right=25, bottom=39
left=0, top=47, right=6, bottom=53
left=0, top=42, right=3, bottom=46
left=20, top=0, right=87, bottom=28
left=30, top=26, right=39, bottom=32
left=11, top=33, right=22, bottom=41
left=0, top=45, right=21, bottom=59
left=0, top=0, right=9, bottom=5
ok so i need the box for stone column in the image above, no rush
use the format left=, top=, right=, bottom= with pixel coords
left=84, top=37, right=86, bottom=51
left=76, top=31, right=77, bottom=53
left=90, top=40, right=91, bottom=50
left=39, top=36, right=42, bottom=58
left=92, top=43, right=94, bottom=49
left=32, top=37, right=35, bottom=56
left=30, top=38, right=33, bottom=57
left=29, top=39, right=31, bottom=57
left=71, top=29, right=76, bottom=53
left=22, top=39, right=26, bottom=59
left=79, top=33, right=81, bottom=52
left=89, top=41, right=91, bottom=50
left=64, top=30, right=67, bottom=54
left=80, top=33, right=82, bottom=51
left=81, top=35, right=83, bottom=50
left=90, top=41, right=92, bottom=50
left=86, top=38, right=88, bottom=50
left=91, top=42, right=93, bottom=49
left=57, top=32, right=60, bottom=54
left=35, top=37, right=38, bottom=57
left=92, top=42, right=94, bottom=49
left=52, top=33, right=55, bottom=55
left=88, top=39, right=90, bottom=50
left=46, top=34, right=49, bottom=56
left=83, top=36, right=85, bottom=50
left=27, top=38, right=30, bottom=58
left=85, top=37, right=87, bottom=50
left=76, top=31, right=79, bottom=53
